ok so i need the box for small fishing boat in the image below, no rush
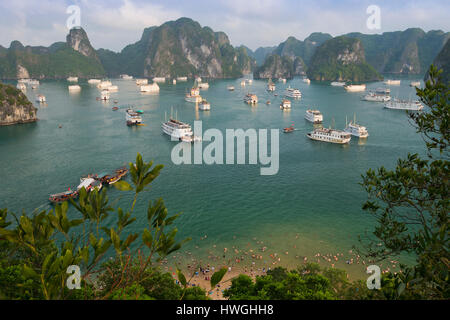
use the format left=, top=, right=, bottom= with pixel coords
left=199, top=99, right=211, bottom=111
left=77, top=177, right=102, bottom=192
left=112, top=106, right=119, bottom=111
left=97, top=167, right=128, bottom=185
left=227, top=85, right=235, bottom=91
left=283, top=125, right=295, bottom=133
left=49, top=190, right=78, bottom=203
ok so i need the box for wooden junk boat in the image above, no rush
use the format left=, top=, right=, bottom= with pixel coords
left=49, top=190, right=78, bottom=203
left=96, top=167, right=128, bottom=185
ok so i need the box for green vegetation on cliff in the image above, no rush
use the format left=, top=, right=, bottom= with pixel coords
left=0, top=82, right=37, bottom=125
left=307, top=36, right=382, bottom=82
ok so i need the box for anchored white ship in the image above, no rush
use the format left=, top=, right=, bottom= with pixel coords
left=185, top=86, right=202, bottom=102
left=68, top=85, right=81, bottom=92
left=161, top=118, right=201, bottom=142
left=375, top=87, right=390, bottom=94
left=363, top=92, right=391, bottom=102
left=16, top=83, right=26, bottom=91
left=176, top=76, right=188, bottom=82
left=67, top=76, right=78, bottom=82
left=227, top=85, right=235, bottom=91
left=244, top=93, right=258, bottom=105
left=35, top=94, right=46, bottom=103
left=280, top=99, right=291, bottom=110
left=344, top=84, right=366, bottom=92
left=100, top=90, right=110, bottom=101
left=384, top=99, right=424, bottom=111
left=120, top=74, right=133, bottom=80
left=410, top=81, right=421, bottom=87
left=267, top=79, right=276, bottom=92
left=198, top=82, right=209, bottom=89
left=140, top=83, right=160, bottom=93
left=344, top=115, right=368, bottom=138
left=384, top=79, right=401, bottom=85
left=199, top=99, right=211, bottom=111
left=303, top=78, right=311, bottom=84
left=307, top=128, right=351, bottom=144
left=331, top=81, right=346, bottom=86
left=97, top=80, right=112, bottom=89
left=88, top=79, right=101, bottom=84
left=153, top=77, right=165, bottom=83
left=305, top=109, right=323, bottom=124
left=284, top=86, right=302, bottom=98
left=135, top=78, right=148, bottom=85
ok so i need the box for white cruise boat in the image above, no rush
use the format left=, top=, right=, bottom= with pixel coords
left=17, top=83, right=27, bottom=91
left=375, top=87, right=390, bottom=94
left=363, top=92, right=391, bottom=102
left=88, top=79, right=101, bottom=84
left=107, top=85, right=119, bottom=92
left=240, top=80, right=246, bottom=86
left=176, top=76, right=188, bottom=81
left=307, top=128, right=351, bottom=144
left=384, top=99, right=424, bottom=111
left=303, top=78, right=311, bottom=84
left=410, top=81, right=420, bottom=87
left=344, top=84, right=366, bottom=92
left=120, top=74, right=133, bottom=80
left=384, top=79, right=401, bottom=85
left=126, top=108, right=142, bottom=125
left=172, top=79, right=177, bottom=85
left=331, top=81, right=346, bottom=86
left=185, top=87, right=202, bottom=103
left=97, top=80, right=112, bottom=89
left=100, top=90, right=110, bottom=101
left=153, top=77, right=165, bottom=83
left=227, top=85, right=235, bottom=91
left=161, top=118, right=201, bottom=142
left=77, top=177, right=102, bottom=192
left=246, top=79, right=253, bottom=84
left=135, top=78, right=148, bottom=85
left=140, top=83, right=159, bottom=93
left=280, top=99, right=291, bottom=110
left=195, top=77, right=202, bottom=83
left=284, top=86, right=302, bottom=98
left=67, top=76, right=78, bottom=82
left=267, top=79, right=275, bottom=92
left=29, top=79, right=39, bottom=86
left=199, top=99, right=211, bottom=111
left=244, top=93, right=258, bottom=105
left=198, top=82, right=209, bottom=89
left=35, top=94, right=46, bottom=103
left=305, top=109, right=323, bottom=124
left=68, top=85, right=81, bottom=92
left=344, top=116, right=368, bottom=138
left=279, top=78, right=287, bottom=83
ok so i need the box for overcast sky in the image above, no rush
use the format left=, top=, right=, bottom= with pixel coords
left=0, top=0, right=449, bottom=52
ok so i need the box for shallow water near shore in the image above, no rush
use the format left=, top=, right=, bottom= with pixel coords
left=0, top=76, right=424, bottom=279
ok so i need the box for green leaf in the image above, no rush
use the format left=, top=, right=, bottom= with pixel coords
left=113, top=181, right=133, bottom=191
left=210, top=267, right=227, bottom=289
left=177, top=268, right=187, bottom=287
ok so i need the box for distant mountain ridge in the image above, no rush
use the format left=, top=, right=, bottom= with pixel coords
left=0, top=20, right=448, bottom=81
left=97, top=18, right=254, bottom=78
left=425, top=38, right=450, bottom=83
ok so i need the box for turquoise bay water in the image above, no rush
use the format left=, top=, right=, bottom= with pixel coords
left=0, top=76, right=424, bottom=277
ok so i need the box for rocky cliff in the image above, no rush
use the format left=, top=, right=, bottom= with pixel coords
left=307, top=36, right=382, bottom=82
left=97, top=18, right=254, bottom=78
left=0, top=28, right=105, bottom=79
left=345, top=28, right=450, bottom=74
left=425, top=38, right=450, bottom=83
left=0, top=82, right=37, bottom=125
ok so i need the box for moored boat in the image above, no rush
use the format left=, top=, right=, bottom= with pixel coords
left=126, top=108, right=143, bottom=125
left=307, top=128, right=352, bottom=144
left=344, top=115, right=369, bottom=138
left=244, top=93, right=258, bottom=105
left=284, top=86, right=302, bottom=98
left=344, top=84, right=366, bottom=92
left=140, top=83, right=160, bottom=93
left=199, top=99, right=211, bottom=111
left=384, top=79, right=401, bottom=85
left=305, top=109, right=323, bottom=124
left=384, top=99, right=424, bottom=111
left=49, top=190, right=78, bottom=203
left=36, top=94, right=46, bottom=103
left=185, top=86, right=202, bottom=102
left=280, top=99, right=291, bottom=110
left=77, top=177, right=102, bottom=192
left=331, top=81, right=346, bottom=86
left=363, top=92, right=391, bottom=102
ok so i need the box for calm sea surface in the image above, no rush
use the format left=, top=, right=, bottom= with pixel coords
left=0, top=76, right=425, bottom=277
